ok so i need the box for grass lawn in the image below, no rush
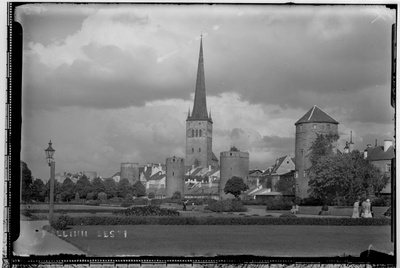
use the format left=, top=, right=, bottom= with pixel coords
left=60, top=225, right=393, bottom=257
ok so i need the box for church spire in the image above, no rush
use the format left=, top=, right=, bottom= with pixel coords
left=190, top=36, right=209, bottom=120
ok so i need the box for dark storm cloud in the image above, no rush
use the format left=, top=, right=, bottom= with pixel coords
left=23, top=43, right=193, bottom=111
left=206, top=8, right=392, bottom=114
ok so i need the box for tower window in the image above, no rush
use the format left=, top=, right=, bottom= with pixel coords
left=192, top=129, right=194, bottom=137
left=301, top=149, right=304, bottom=157
left=192, top=148, right=194, bottom=153
left=196, top=129, right=198, bottom=137
left=173, top=172, right=175, bottom=176
left=199, top=148, right=201, bottom=152
left=199, top=130, right=202, bottom=137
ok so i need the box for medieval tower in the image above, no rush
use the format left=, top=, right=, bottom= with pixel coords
left=186, top=37, right=218, bottom=169
left=294, top=105, right=339, bottom=198
left=219, top=147, right=249, bottom=200
left=165, top=156, right=185, bottom=197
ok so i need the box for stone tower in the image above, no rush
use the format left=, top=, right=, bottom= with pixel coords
left=294, top=105, right=339, bottom=198
left=219, top=147, right=249, bottom=200
left=165, top=156, right=185, bottom=197
left=186, top=37, right=218, bottom=169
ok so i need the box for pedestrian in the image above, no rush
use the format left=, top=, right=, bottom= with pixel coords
left=182, top=201, right=187, bottom=211
left=360, top=199, right=366, bottom=217
left=352, top=198, right=360, bottom=218
left=364, top=199, right=372, bottom=218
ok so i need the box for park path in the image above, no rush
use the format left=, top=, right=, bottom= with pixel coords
left=13, top=219, right=86, bottom=256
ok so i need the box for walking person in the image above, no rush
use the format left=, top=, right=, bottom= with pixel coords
left=352, top=198, right=360, bottom=218
left=364, top=199, right=372, bottom=218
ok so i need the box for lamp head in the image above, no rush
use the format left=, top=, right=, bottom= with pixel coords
left=45, top=140, right=55, bottom=164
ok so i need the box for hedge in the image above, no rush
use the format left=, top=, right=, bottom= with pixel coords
left=113, top=205, right=180, bottom=217
left=49, top=215, right=391, bottom=228
left=20, top=208, right=123, bottom=214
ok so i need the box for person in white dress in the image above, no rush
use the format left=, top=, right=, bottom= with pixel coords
left=352, top=198, right=360, bottom=218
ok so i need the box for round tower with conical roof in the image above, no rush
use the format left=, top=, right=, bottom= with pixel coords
left=294, top=105, right=339, bottom=198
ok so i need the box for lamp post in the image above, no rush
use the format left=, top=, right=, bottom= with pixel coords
left=45, top=140, right=55, bottom=221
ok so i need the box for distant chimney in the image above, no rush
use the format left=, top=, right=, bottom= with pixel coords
left=375, top=139, right=378, bottom=147
left=384, top=140, right=393, bottom=152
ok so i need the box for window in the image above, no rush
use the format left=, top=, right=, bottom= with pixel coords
left=199, top=130, right=202, bottom=137
left=192, top=148, right=194, bottom=153
left=196, top=129, right=198, bottom=137
left=199, top=148, right=201, bottom=152
left=301, top=149, right=304, bottom=157
left=192, top=129, right=194, bottom=137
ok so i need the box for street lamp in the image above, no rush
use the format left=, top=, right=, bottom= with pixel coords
left=45, top=140, right=55, bottom=221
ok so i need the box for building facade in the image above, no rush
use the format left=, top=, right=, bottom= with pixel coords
left=294, top=105, right=339, bottom=198
left=185, top=37, right=218, bottom=169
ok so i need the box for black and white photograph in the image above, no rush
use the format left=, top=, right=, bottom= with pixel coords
left=5, top=2, right=397, bottom=265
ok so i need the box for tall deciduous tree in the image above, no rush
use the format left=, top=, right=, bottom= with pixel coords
left=75, top=175, right=92, bottom=199
left=30, top=178, right=46, bottom=202
left=308, top=150, right=387, bottom=205
left=308, top=133, right=340, bottom=168
left=92, top=177, right=105, bottom=196
left=132, top=181, right=146, bottom=197
left=103, top=178, right=117, bottom=198
left=224, top=176, right=249, bottom=199
left=117, top=178, right=133, bottom=198
left=21, top=161, right=34, bottom=202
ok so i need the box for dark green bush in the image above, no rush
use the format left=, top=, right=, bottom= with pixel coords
left=264, top=197, right=293, bottom=210
left=242, top=199, right=267, bottom=206
left=279, top=213, right=297, bottom=218
left=207, top=199, right=247, bottom=212
left=86, top=200, right=101, bottom=206
left=299, top=196, right=325, bottom=206
left=64, top=216, right=391, bottom=226
left=50, top=215, right=72, bottom=230
left=21, top=210, right=32, bottom=217
left=371, top=196, right=391, bottom=207
left=113, top=205, right=180, bottom=217
left=132, top=198, right=149, bottom=205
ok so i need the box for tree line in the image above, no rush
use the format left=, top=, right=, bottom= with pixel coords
left=21, top=161, right=146, bottom=203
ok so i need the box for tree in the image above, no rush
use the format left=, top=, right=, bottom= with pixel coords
left=275, top=177, right=295, bottom=195
left=132, top=181, right=146, bottom=197
left=30, top=178, right=46, bottom=202
left=92, top=177, right=105, bottom=196
left=98, top=192, right=107, bottom=201
left=103, top=178, right=117, bottom=198
left=308, top=150, right=387, bottom=205
left=117, top=178, right=133, bottom=198
left=148, top=192, right=155, bottom=199
left=308, top=133, right=340, bottom=168
left=21, top=161, right=34, bottom=202
left=75, top=175, right=92, bottom=199
left=60, top=177, right=75, bottom=202
left=224, top=176, right=249, bottom=199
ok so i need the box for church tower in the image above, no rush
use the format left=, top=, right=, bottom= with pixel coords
left=186, top=37, right=218, bottom=169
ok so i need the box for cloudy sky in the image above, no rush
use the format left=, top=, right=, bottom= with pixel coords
left=15, top=3, right=396, bottom=181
